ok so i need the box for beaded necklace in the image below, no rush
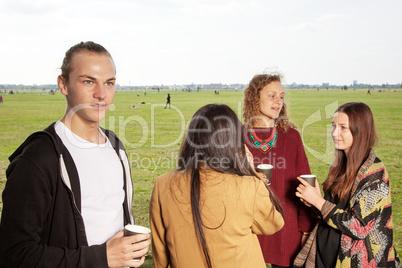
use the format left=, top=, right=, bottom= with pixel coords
left=249, top=127, right=278, bottom=153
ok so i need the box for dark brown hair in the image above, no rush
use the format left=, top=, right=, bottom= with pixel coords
left=60, top=41, right=112, bottom=83
left=243, top=73, right=295, bottom=131
left=323, top=102, right=378, bottom=201
left=178, top=104, right=283, bottom=268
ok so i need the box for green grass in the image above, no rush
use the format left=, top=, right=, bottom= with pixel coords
left=0, top=88, right=401, bottom=266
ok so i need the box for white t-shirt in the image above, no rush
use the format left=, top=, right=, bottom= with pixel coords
left=55, top=121, right=125, bottom=246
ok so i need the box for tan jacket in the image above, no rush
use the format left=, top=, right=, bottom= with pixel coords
left=149, top=168, right=284, bottom=268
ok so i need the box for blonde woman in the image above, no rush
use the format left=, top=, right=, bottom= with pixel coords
left=243, top=74, right=316, bottom=267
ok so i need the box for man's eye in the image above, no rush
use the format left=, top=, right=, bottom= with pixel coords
left=84, top=80, right=93, bottom=84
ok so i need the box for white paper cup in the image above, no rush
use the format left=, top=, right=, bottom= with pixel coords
left=124, top=225, right=151, bottom=261
left=299, top=174, right=316, bottom=187
left=124, top=225, right=151, bottom=236
left=256, top=164, right=273, bottom=185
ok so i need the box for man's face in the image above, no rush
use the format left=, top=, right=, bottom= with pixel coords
left=59, top=51, right=116, bottom=125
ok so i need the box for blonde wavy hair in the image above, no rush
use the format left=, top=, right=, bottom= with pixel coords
left=243, top=73, right=295, bottom=132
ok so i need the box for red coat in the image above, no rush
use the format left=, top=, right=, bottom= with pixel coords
left=245, top=127, right=317, bottom=266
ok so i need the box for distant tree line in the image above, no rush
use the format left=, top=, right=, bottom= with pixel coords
left=287, top=83, right=402, bottom=90
left=0, top=84, right=57, bottom=90
left=1, top=82, right=401, bottom=90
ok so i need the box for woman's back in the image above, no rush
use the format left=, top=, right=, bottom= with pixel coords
left=150, top=167, right=284, bottom=268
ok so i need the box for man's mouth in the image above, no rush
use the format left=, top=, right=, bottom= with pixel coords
left=91, top=103, right=106, bottom=109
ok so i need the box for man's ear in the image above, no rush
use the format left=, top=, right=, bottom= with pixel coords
left=57, top=75, right=68, bottom=96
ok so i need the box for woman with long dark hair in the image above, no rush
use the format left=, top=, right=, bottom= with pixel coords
left=150, top=104, right=284, bottom=268
left=243, top=73, right=317, bottom=267
left=294, top=102, right=401, bottom=267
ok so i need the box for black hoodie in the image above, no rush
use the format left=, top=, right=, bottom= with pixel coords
left=0, top=123, right=134, bottom=268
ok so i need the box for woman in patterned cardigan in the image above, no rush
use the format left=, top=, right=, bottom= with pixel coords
left=294, top=102, right=401, bottom=268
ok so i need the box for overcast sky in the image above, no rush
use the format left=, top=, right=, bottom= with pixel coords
left=0, top=0, right=401, bottom=86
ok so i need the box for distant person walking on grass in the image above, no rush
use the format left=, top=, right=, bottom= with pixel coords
left=164, top=93, right=171, bottom=109
left=0, top=95, right=3, bottom=104
left=0, top=41, right=150, bottom=268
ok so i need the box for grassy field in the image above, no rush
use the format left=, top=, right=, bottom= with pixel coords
left=0, top=88, right=401, bottom=266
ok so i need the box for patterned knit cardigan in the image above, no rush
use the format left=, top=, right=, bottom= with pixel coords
left=294, top=150, right=401, bottom=268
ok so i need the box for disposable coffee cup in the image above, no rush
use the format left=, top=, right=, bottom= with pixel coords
left=299, top=174, right=316, bottom=187
left=124, top=225, right=151, bottom=262
left=255, top=164, right=273, bottom=185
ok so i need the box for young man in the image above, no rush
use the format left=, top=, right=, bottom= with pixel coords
left=0, top=41, right=150, bottom=268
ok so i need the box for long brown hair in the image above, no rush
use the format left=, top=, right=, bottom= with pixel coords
left=243, top=73, right=295, bottom=131
left=323, top=102, right=378, bottom=201
left=178, top=104, right=283, bottom=268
